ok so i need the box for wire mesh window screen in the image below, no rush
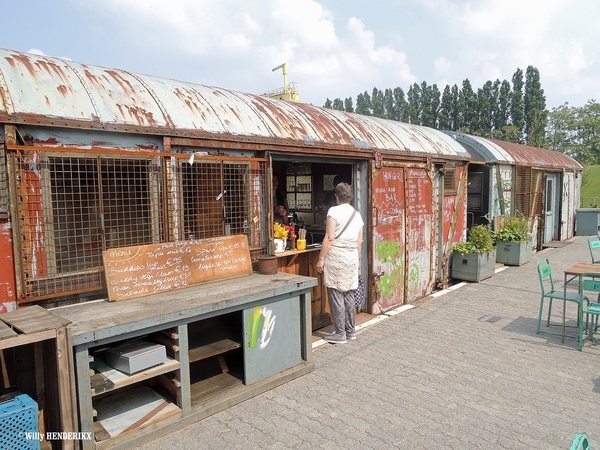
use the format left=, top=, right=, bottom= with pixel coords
left=177, top=158, right=268, bottom=259
left=514, top=166, right=532, bottom=217
left=467, top=172, right=483, bottom=211
left=15, top=151, right=159, bottom=302
left=14, top=150, right=268, bottom=303
left=443, top=166, right=457, bottom=195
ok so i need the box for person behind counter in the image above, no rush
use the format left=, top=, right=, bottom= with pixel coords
left=272, top=175, right=289, bottom=224
left=322, top=175, right=344, bottom=211
left=316, top=182, right=364, bottom=345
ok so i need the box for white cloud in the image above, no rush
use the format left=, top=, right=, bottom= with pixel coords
left=79, top=0, right=417, bottom=103
left=434, top=57, right=451, bottom=75
left=27, top=48, right=46, bottom=56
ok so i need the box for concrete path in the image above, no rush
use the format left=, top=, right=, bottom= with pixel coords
left=137, top=236, right=599, bottom=449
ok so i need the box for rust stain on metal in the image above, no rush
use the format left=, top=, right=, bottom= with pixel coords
left=83, top=67, right=101, bottom=85
left=489, top=139, right=582, bottom=170
left=57, top=85, right=69, bottom=97
left=10, top=53, right=36, bottom=76
left=105, top=70, right=136, bottom=94
left=34, top=59, right=69, bottom=82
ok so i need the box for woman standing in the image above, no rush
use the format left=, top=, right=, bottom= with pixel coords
left=316, top=182, right=363, bottom=344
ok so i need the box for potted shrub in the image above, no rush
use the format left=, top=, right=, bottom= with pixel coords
left=493, top=214, right=533, bottom=266
left=451, top=224, right=497, bottom=282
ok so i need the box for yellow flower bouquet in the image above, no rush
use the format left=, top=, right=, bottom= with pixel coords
left=273, top=222, right=291, bottom=239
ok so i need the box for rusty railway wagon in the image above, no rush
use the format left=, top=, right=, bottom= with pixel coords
left=0, top=48, right=581, bottom=320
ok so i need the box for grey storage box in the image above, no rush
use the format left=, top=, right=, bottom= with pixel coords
left=451, top=250, right=497, bottom=282
left=105, top=341, right=167, bottom=374
left=576, top=208, right=600, bottom=236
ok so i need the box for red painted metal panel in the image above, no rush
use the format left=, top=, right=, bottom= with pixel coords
left=405, top=168, right=433, bottom=302
left=0, top=221, right=17, bottom=312
left=372, top=167, right=406, bottom=313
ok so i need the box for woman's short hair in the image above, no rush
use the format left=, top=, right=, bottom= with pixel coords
left=335, top=182, right=353, bottom=204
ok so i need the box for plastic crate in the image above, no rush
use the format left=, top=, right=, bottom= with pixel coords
left=0, top=394, right=40, bottom=450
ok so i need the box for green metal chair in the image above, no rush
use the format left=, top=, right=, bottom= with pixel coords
left=570, top=432, right=590, bottom=450
left=588, top=235, right=600, bottom=264
left=579, top=272, right=600, bottom=350
left=536, top=258, right=585, bottom=338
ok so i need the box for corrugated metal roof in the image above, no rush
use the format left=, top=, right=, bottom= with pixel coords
left=444, top=131, right=582, bottom=171
left=487, top=138, right=582, bottom=170
left=0, top=48, right=470, bottom=159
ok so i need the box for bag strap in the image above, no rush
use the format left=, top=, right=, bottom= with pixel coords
left=335, top=209, right=357, bottom=239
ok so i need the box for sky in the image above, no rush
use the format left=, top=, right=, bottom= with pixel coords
left=1, top=0, right=598, bottom=111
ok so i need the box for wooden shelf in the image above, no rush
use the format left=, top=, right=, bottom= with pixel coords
left=93, top=385, right=181, bottom=442
left=190, top=372, right=243, bottom=405
left=91, top=357, right=180, bottom=396
left=188, top=338, right=241, bottom=363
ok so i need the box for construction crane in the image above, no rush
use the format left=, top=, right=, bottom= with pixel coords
left=261, top=63, right=301, bottom=102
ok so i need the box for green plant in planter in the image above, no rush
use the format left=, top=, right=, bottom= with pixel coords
left=493, top=214, right=531, bottom=242
left=452, top=224, right=496, bottom=256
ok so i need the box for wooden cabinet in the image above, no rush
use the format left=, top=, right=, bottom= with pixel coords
left=0, top=306, right=75, bottom=450
left=55, top=273, right=316, bottom=449
left=88, top=331, right=182, bottom=444
left=274, top=248, right=331, bottom=331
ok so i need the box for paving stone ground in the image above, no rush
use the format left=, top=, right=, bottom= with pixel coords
left=136, top=236, right=600, bottom=449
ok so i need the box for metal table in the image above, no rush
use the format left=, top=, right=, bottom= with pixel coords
left=562, top=263, right=600, bottom=342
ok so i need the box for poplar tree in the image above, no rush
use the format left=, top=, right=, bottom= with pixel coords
left=438, top=85, right=453, bottom=131
left=421, top=82, right=440, bottom=128
left=332, top=98, right=344, bottom=111
left=371, top=87, right=385, bottom=118
left=383, top=88, right=395, bottom=120
left=344, top=97, right=354, bottom=113
left=459, top=79, right=477, bottom=133
left=450, top=84, right=461, bottom=131
left=511, top=68, right=525, bottom=142
left=393, top=87, right=409, bottom=122
left=477, top=81, right=494, bottom=136
left=496, top=80, right=511, bottom=131
left=407, top=83, right=422, bottom=125
left=355, top=91, right=372, bottom=116
left=524, top=65, right=547, bottom=147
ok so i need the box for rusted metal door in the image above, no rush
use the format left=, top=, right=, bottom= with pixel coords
left=0, top=220, right=16, bottom=312
left=405, top=168, right=433, bottom=302
left=371, top=166, right=406, bottom=313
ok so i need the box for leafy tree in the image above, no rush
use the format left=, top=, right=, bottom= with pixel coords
left=496, top=80, right=511, bottom=131
left=477, top=81, right=494, bottom=136
left=524, top=65, right=547, bottom=147
left=372, top=87, right=385, bottom=118
left=459, top=79, right=477, bottom=133
left=393, top=87, right=409, bottom=122
left=407, top=83, right=422, bottom=125
left=332, top=98, right=344, bottom=111
left=438, top=85, right=453, bottom=131
left=511, top=68, right=525, bottom=142
left=450, top=84, right=461, bottom=131
left=344, top=97, right=354, bottom=113
left=421, top=82, right=440, bottom=128
left=577, top=100, right=600, bottom=164
left=547, top=100, right=600, bottom=165
left=324, top=98, right=333, bottom=109
left=383, top=88, right=395, bottom=120
left=355, top=91, right=372, bottom=115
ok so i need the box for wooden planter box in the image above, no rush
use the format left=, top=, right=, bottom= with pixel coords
left=451, top=250, right=497, bottom=282
left=495, top=239, right=533, bottom=266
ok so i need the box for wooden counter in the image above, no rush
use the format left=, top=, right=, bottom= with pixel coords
left=273, top=247, right=331, bottom=330
left=53, top=273, right=317, bottom=450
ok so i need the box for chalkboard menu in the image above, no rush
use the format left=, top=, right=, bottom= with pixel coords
left=103, top=235, right=253, bottom=302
